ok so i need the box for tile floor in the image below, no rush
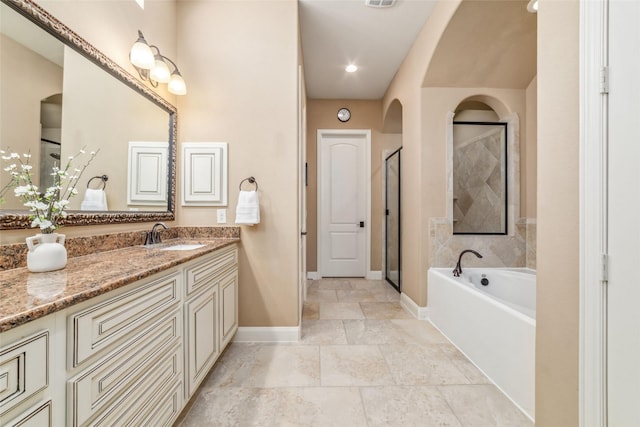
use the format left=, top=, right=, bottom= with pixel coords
left=177, top=278, right=533, bottom=426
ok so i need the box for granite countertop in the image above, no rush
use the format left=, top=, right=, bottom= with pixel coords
left=0, top=237, right=239, bottom=333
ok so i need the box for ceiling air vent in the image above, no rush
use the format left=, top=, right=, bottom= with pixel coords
left=365, top=0, right=395, bottom=8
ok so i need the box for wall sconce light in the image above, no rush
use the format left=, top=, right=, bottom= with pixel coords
left=129, top=30, right=187, bottom=95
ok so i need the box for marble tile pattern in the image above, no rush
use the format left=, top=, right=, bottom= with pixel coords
left=177, top=278, right=533, bottom=427
left=429, top=217, right=537, bottom=270
left=0, top=227, right=239, bottom=332
left=453, top=128, right=505, bottom=234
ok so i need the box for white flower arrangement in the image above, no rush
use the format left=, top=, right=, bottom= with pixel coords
left=1, top=147, right=99, bottom=233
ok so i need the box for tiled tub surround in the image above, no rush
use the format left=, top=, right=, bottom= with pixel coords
left=0, top=227, right=240, bottom=332
left=429, top=218, right=537, bottom=269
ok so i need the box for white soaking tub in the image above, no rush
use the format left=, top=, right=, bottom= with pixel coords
left=427, top=267, right=536, bottom=421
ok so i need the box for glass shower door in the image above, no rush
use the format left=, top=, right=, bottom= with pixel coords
left=385, top=148, right=401, bottom=291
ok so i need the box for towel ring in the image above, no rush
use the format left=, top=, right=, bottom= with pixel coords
left=87, top=175, right=108, bottom=190
left=239, top=176, right=258, bottom=191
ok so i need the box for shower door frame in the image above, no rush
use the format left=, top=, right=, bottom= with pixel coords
left=384, top=147, right=402, bottom=292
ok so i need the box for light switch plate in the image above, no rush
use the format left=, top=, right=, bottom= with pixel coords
left=217, top=209, right=227, bottom=224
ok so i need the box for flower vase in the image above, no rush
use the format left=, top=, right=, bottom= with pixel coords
left=26, top=233, right=67, bottom=273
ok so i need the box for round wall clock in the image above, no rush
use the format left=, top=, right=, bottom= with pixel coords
left=337, top=108, right=351, bottom=122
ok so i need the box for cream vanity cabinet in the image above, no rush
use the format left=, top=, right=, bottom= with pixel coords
left=0, top=318, right=56, bottom=427
left=184, top=244, right=238, bottom=398
left=0, top=242, right=238, bottom=427
left=66, top=270, right=184, bottom=426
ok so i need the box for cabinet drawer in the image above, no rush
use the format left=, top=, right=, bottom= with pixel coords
left=0, top=332, right=48, bottom=415
left=3, top=400, right=52, bottom=427
left=84, top=344, right=182, bottom=427
left=70, top=272, right=181, bottom=367
left=186, top=246, right=237, bottom=295
left=68, top=310, right=181, bottom=427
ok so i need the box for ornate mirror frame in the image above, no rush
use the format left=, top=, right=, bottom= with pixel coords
left=0, top=0, right=177, bottom=230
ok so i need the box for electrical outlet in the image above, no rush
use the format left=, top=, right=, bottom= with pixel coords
left=217, top=209, right=227, bottom=224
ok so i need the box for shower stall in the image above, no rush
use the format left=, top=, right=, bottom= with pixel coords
left=385, top=148, right=401, bottom=291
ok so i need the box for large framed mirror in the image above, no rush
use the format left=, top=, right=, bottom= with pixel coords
left=0, top=0, right=176, bottom=230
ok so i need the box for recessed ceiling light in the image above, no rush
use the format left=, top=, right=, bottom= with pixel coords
left=345, top=64, right=358, bottom=73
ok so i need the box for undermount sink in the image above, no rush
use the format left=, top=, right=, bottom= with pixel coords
left=159, top=244, right=206, bottom=251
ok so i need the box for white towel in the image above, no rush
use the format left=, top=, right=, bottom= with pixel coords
left=80, top=188, right=108, bottom=211
left=235, top=190, right=260, bottom=225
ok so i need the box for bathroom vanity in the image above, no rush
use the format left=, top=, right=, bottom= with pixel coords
left=0, top=236, right=239, bottom=426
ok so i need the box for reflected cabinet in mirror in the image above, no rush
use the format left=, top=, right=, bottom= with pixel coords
left=452, top=121, right=507, bottom=235
left=0, top=0, right=176, bottom=230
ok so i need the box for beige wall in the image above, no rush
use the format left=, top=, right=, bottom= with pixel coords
left=176, top=0, right=300, bottom=327
left=536, top=0, right=579, bottom=424
left=382, top=0, right=462, bottom=306
left=306, top=99, right=401, bottom=274
left=0, top=34, right=63, bottom=210
left=524, top=76, right=538, bottom=218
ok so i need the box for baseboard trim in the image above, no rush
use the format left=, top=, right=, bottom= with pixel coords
left=366, top=271, right=382, bottom=280
left=233, top=326, right=300, bottom=343
left=400, top=293, right=430, bottom=320
left=307, top=271, right=381, bottom=280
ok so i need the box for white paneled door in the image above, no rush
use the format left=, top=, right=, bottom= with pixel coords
left=607, top=0, right=640, bottom=424
left=318, top=130, right=370, bottom=277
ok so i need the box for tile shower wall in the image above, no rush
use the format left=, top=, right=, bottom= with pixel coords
left=453, top=126, right=505, bottom=234
left=429, top=218, right=536, bottom=270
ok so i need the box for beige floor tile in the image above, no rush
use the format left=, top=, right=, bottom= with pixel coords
left=336, top=289, right=382, bottom=302
left=308, top=278, right=354, bottom=291
left=360, top=386, right=463, bottom=427
left=180, top=387, right=281, bottom=426
left=180, top=278, right=530, bottom=426
left=438, top=384, right=533, bottom=426
left=300, top=319, right=348, bottom=345
left=306, top=288, right=339, bottom=303
left=438, top=343, right=491, bottom=384
left=360, top=301, right=412, bottom=319
left=343, top=319, right=410, bottom=345
left=319, top=302, right=365, bottom=319
left=208, top=344, right=320, bottom=388
left=380, top=344, right=471, bottom=385
left=320, top=345, right=395, bottom=386
left=302, top=302, right=319, bottom=320
left=274, top=387, right=368, bottom=427
left=391, top=319, right=453, bottom=344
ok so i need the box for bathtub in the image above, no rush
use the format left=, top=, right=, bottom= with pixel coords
left=427, top=268, right=535, bottom=421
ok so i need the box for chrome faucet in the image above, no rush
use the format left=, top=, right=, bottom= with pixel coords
left=144, top=222, right=169, bottom=246
left=453, top=249, right=483, bottom=277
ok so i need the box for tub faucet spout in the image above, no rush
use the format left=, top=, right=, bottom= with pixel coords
left=453, top=249, right=483, bottom=277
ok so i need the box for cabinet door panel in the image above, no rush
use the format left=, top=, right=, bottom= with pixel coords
left=88, top=345, right=182, bottom=427
left=220, top=269, right=239, bottom=349
left=68, top=311, right=181, bottom=427
left=4, top=400, right=52, bottom=427
left=70, top=272, right=181, bottom=367
left=185, top=286, right=219, bottom=397
left=0, top=332, right=48, bottom=414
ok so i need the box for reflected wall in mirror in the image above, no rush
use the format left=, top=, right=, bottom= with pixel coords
left=452, top=111, right=507, bottom=235
left=0, top=0, right=176, bottom=230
